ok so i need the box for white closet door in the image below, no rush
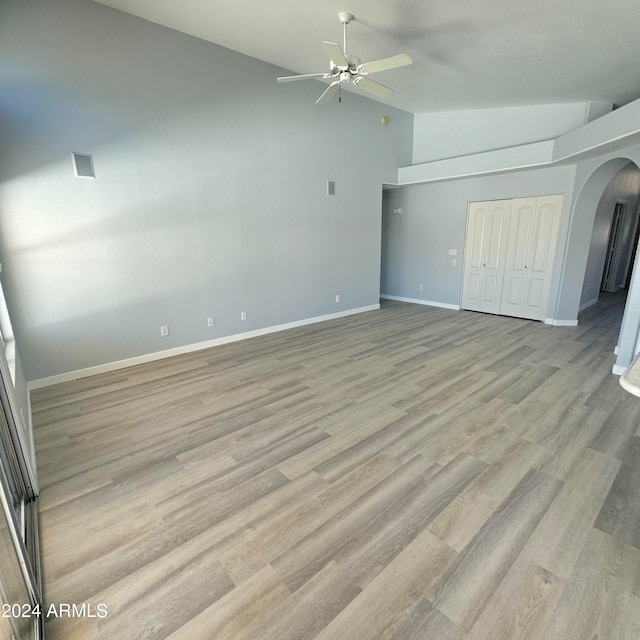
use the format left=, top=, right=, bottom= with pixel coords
left=461, top=200, right=511, bottom=314
left=500, top=195, right=563, bottom=320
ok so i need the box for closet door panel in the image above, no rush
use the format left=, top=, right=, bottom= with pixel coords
left=500, top=198, right=536, bottom=317
left=500, top=195, right=563, bottom=320
left=466, top=274, right=481, bottom=303
left=469, top=209, right=485, bottom=269
left=529, top=202, right=556, bottom=273
left=483, top=275, right=500, bottom=306
left=525, top=195, right=563, bottom=320
left=505, top=277, right=524, bottom=305
left=463, top=195, right=561, bottom=321
left=525, top=277, right=544, bottom=308
left=485, top=210, right=505, bottom=270
left=512, top=203, right=533, bottom=269
left=461, top=204, right=485, bottom=310
left=461, top=200, right=511, bottom=314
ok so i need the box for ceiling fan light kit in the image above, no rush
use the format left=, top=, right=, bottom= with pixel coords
left=277, top=12, right=413, bottom=104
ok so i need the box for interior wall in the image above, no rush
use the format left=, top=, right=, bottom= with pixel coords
left=555, top=151, right=640, bottom=324
left=0, top=256, right=30, bottom=456
left=580, top=163, right=640, bottom=309
left=412, top=103, right=607, bottom=165
left=546, top=146, right=640, bottom=373
left=380, top=165, right=577, bottom=309
left=0, top=0, right=413, bottom=381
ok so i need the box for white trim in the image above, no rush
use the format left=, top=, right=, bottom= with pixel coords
left=579, top=298, right=598, bottom=312
left=543, top=318, right=579, bottom=326
left=615, top=345, right=620, bottom=355
left=544, top=318, right=579, bottom=326
left=395, top=140, right=555, bottom=186
left=387, top=99, right=640, bottom=188
left=28, top=305, right=379, bottom=390
left=612, top=364, right=626, bottom=376
left=25, top=391, right=37, bottom=486
left=380, top=294, right=460, bottom=311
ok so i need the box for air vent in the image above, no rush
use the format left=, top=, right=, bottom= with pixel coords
left=72, top=152, right=95, bottom=179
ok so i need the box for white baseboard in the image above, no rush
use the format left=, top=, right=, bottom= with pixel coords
left=544, top=318, right=579, bottom=326
left=612, top=364, right=625, bottom=376
left=579, top=298, right=598, bottom=312
left=28, top=304, right=380, bottom=390
left=380, top=294, right=460, bottom=311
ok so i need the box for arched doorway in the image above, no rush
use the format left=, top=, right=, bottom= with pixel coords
left=558, top=157, right=640, bottom=373
left=580, top=162, right=640, bottom=309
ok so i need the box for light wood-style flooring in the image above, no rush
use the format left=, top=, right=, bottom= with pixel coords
left=32, top=294, right=640, bottom=639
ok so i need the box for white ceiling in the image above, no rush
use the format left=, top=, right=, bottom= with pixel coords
left=92, top=0, right=640, bottom=114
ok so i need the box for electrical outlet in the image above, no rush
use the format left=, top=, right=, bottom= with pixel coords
left=241, top=312, right=247, bottom=321
left=160, top=325, right=169, bottom=337
left=335, top=294, right=341, bottom=303
left=418, top=283, right=424, bottom=291
left=207, top=317, right=214, bottom=327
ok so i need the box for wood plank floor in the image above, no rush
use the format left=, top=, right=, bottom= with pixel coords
left=31, top=293, right=640, bottom=639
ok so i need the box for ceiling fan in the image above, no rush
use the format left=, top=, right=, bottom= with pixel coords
left=277, top=12, right=413, bottom=104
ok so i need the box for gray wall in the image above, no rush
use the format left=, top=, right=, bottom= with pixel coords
left=555, top=150, right=640, bottom=323
left=580, top=163, right=640, bottom=308
left=381, top=166, right=577, bottom=310
left=0, top=0, right=413, bottom=380
left=553, top=146, right=640, bottom=371
left=380, top=140, right=640, bottom=372
left=412, top=103, right=599, bottom=165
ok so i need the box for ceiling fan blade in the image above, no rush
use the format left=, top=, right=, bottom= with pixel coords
left=316, top=81, right=341, bottom=104
left=358, top=53, right=413, bottom=75
left=277, top=73, right=328, bottom=83
left=353, top=76, right=393, bottom=98
left=323, top=41, right=348, bottom=68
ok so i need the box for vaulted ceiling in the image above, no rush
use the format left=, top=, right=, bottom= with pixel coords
left=93, top=0, right=640, bottom=114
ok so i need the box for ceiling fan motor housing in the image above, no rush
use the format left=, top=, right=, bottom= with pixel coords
left=346, top=54, right=361, bottom=68
left=330, top=57, right=360, bottom=73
